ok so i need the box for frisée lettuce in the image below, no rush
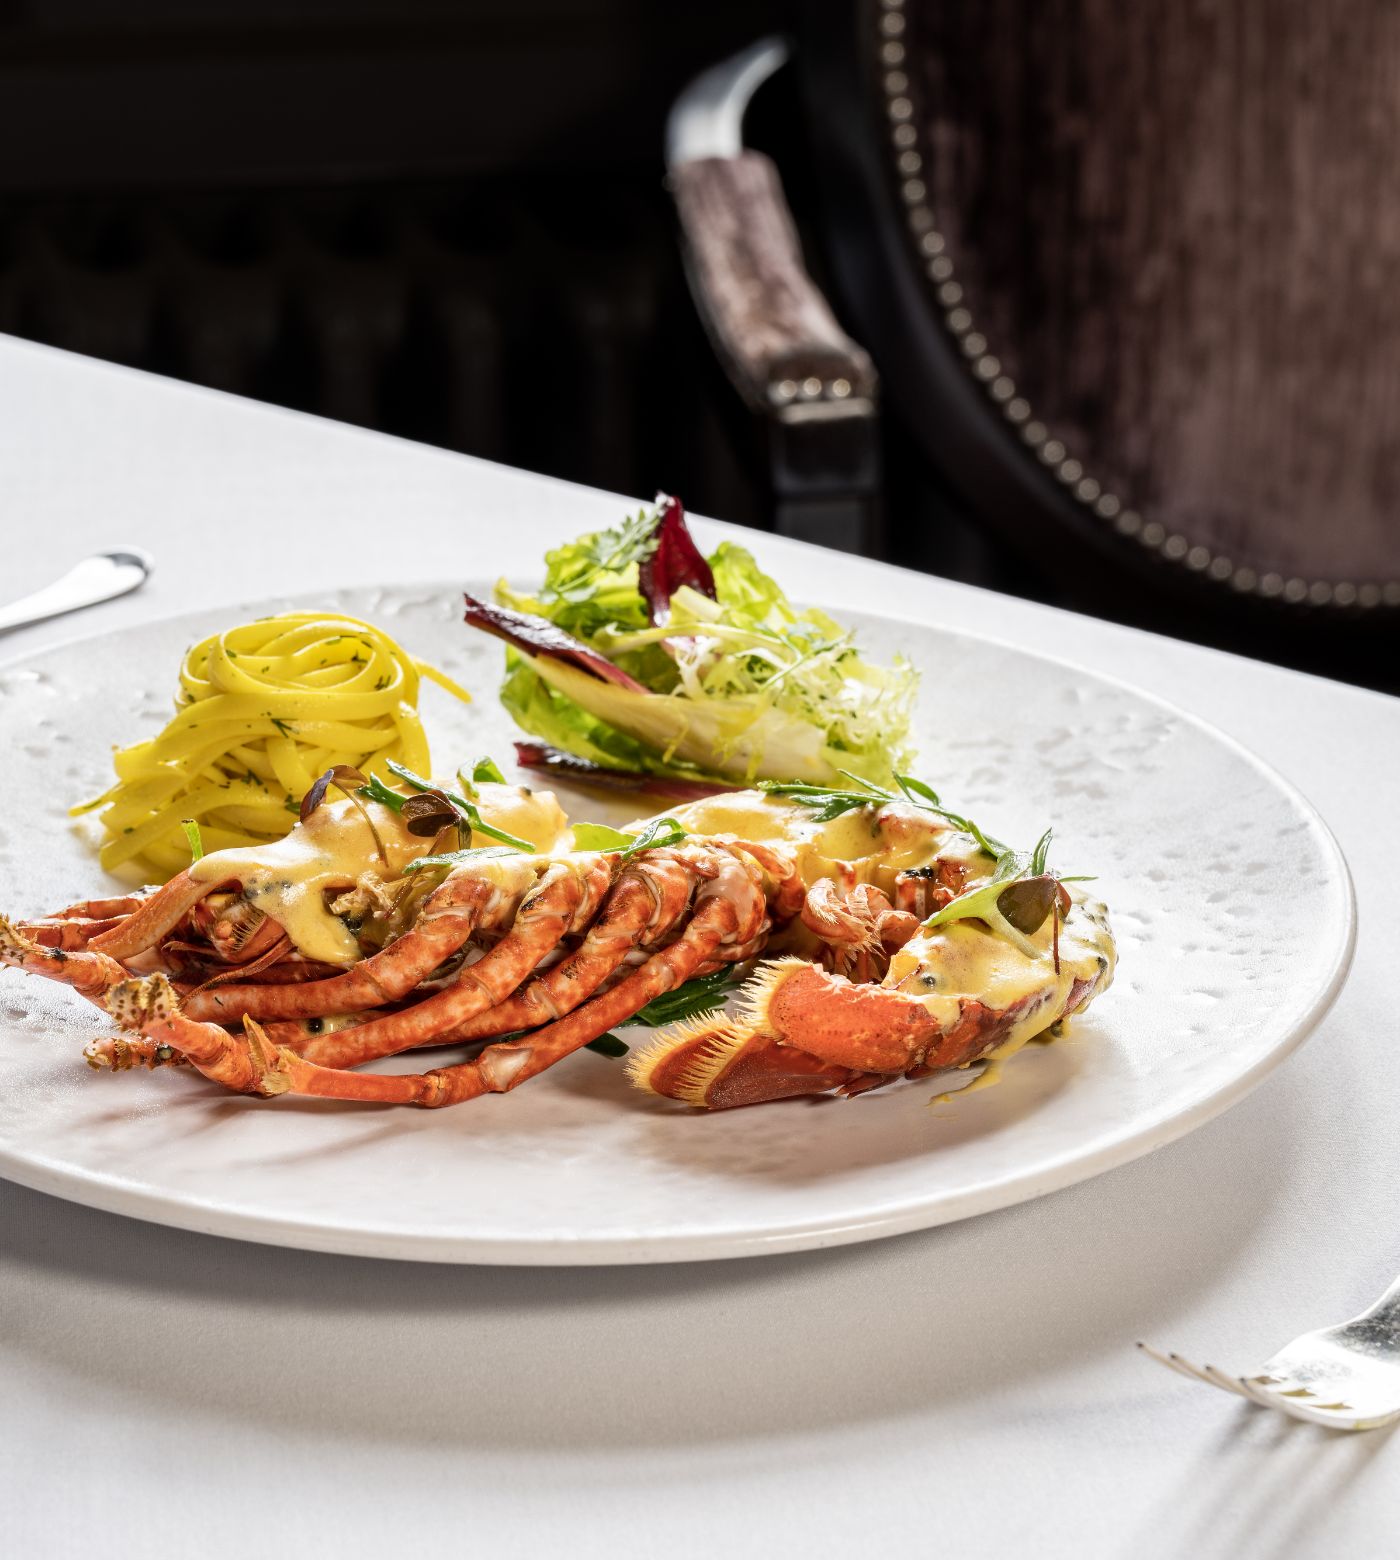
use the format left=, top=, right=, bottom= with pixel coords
left=479, top=496, right=918, bottom=788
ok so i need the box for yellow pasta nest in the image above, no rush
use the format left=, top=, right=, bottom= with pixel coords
left=74, top=611, right=472, bottom=879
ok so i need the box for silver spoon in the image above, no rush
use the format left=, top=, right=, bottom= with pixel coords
left=0, top=548, right=154, bottom=635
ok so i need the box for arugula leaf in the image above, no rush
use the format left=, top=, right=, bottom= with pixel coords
left=631, top=968, right=744, bottom=1027
left=571, top=822, right=636, bottom=851
left=572, top=817, right=688, bottom=858
left=584, top=1033, right=630, bottom=1058
left=402, top=846, right=527, bottom=874
left=921, top=857, right=1043, bottom=957
left=756, top=780, right=878, bottom=822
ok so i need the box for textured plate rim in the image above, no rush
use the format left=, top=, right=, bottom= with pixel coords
left=0, top=591, right=1357, bottom=1264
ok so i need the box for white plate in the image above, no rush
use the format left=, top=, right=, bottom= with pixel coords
left=0, top=587, right=1354, bottom=1263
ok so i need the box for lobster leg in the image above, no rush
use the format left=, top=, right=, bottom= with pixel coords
left=104, top=975, right=276, bottom=1095
left=304, top=851, right=701, bottom=1067
left=0, top=916, right=131, bottom=1003
left=51, top=895, right=151, bottom=921
left=184, top=857, right=551, bottom=1023
left=88, top=853, right=620, bottom=1073
left=88, top=1009, right=338, bottom=1070
left=265, top=855, right=617, bottom=1064
left=106, top=850, right=767, bottom=1107
left=800, top=881, right=919, bottom=980
left=85, top=1034, right=190, bottom=1072
left=17, top=915, right=128, bottom=950
left=272, top=886, right=755, bottom=1105
left=87, top=870, right=227, bottom=960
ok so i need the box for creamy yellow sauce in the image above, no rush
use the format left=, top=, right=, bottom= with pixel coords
left=186, top=781, right=1117, bottom=1090
left=653, top=793, right=983, bottom=891
left=468, top=782, right=572, bottom=856
left=190, top=781, right=570, bottom=965
left=889, top=893, right=1116, bottom=1043
left=653, top=791, right=1116, bottom=1086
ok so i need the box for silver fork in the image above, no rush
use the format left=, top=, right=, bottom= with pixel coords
left=0, top=548, right=153, bottom=636
left=1139, top=1273, right=1400, bottom=1430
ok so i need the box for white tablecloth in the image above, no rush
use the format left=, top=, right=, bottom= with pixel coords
left=2, top=335, right=1396, bottom=1559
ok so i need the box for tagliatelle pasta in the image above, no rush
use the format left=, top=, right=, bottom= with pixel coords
left=73, top=611, right=472, bottom=879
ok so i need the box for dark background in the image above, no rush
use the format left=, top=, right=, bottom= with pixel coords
left=3, top=0, right=1394, bottom=688
left=0, top=1, right=826, bottom=533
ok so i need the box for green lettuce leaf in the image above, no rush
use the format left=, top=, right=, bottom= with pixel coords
left=493, top=518, right=917, bottom=787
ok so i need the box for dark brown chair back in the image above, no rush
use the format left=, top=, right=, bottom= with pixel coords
left=806, top=0, right=1400, bottom=622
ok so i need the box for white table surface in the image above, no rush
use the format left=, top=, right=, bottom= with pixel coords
left=1, top=334, right=1396, bottom=1559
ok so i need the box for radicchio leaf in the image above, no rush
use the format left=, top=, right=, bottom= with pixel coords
left=637, top=494, right=716, bottom=623
left=512, top=742, right=737, bottom=802
left=463, top=595, right=647, bottom=690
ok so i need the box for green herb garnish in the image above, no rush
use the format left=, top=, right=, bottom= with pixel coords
left=763, top=773, right=1097, bottom=957
left=453, top=755, right=509, bottom=799
left=470, top=755, right=507, bottom=785
left=544, top=506, right=661, bottom=605
left=356, top=773, right=406, bottom=813
left=382, top=759, right=434, bottom=794
left=584, top=1033, right=630, bottom=1058
left=383, top=759, right=533, bottom=851
left=572, top=816, right=688, bottom=859
left=922, top=850, right=1047, bottom=956
left=402, top=846, right=527, bottom=874
left=181, top=818, right=204, bottom=861
left=759, top=770, right=1009, bottom=859
left=1029, top=826, right=1052, bottom=876
left=631, top=967, right=744, bottom=1027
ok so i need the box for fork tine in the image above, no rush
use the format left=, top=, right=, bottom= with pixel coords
left=1166, top=1354, right=1236, bottom=1395
left=1232, top=1374, right=1281, bottom=1409
left=1136, top=1341, right=1199, bottom=1382
left=1201, top=1364, right=1253, bottom=1400
left=1137, top=1343, right=1241, bottom=1398
left=1243, top=1378, right=1363, bottom=1428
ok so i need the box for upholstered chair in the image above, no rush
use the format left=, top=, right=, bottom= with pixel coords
left=669, top=1, right=1400, bottom=675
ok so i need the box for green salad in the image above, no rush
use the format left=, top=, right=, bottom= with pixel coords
left=464, top=496, right=918, bottom=789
